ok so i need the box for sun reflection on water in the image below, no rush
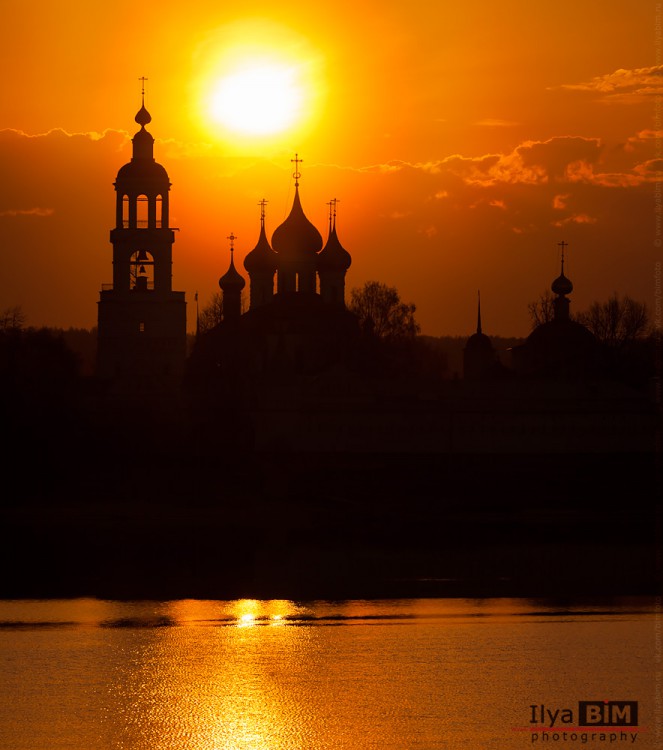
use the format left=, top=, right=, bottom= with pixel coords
left=0, top=598, right=654, bottom=750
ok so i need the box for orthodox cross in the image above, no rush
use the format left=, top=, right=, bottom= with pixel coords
left=227, top=232, right=237, bottom=254
left=291, top=154, right=303, bottom=186
left=258, top=198, right=268, bottom=227
left=327, top=198, right=340, bottom=230
left=558, top=240, right=568, bottom=273
left=138, top=76, right=148, bottom=104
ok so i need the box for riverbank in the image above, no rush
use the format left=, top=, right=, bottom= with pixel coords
left=1, top=450, right=658, bottom=601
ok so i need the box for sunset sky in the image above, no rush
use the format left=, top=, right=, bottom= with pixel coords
left=0, top=0, right=657, bottom=336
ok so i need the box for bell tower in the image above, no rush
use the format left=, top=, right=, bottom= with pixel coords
left=96, top=85, right=186, bottom=394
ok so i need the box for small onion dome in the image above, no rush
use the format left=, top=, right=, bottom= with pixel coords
left=317, top=226, right=351, bottom=271
left=135, top=104, right=152, bottom=127
left=551, top=272, right=573, bottom=296
left=244, top=224, right=277, bottom=274
left=219, top=255, right=246, bottom=292
left=271, top=187, right=323, bottom=259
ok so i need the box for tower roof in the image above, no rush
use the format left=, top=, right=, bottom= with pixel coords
left=551, top=240, right=573, bottom=296
left=114, top=96, right=169, bottom=186
left=271, top=187, right=323, bottom=258
left=551, top=272, right=573, bottom=297
left=135, top=103, right=152, bottom=128
left=244, top=201, right=278, bottom=274
left=271, top=158, right=323, bottom=258
left=219, top=236, right=246, bottom=292
left=318, top=201, right=351, bottom=271
left=465, top=291, right=493, bottom=350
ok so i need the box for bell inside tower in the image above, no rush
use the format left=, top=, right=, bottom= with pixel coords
left=131, top=249, right=154, bottom=291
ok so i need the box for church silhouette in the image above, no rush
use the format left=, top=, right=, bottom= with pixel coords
left=95, top=99, right=656, bottom=459
left=2, top=95, right=656, bottom=603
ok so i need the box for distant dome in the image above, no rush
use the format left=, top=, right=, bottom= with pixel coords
left=219, top=255, right=246, bottom=291
left=244, top=224, right=278, bottom=274
left=271, top=188, right=323, bottom=259
left=551, top=272, right=573, bottom=296
left=318, top=226, right=351, bottom=271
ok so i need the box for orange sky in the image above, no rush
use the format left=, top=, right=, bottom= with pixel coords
left=0, top=0, right=657, bottom=336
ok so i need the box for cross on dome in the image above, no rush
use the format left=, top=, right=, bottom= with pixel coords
left=291, top=154, right=303, bottom=186
left=258, top=199, right=268, bottom=228
left=558, top=240, right=569, bottom=273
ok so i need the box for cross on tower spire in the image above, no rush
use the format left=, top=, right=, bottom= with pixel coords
left=258, top=199, right=268, bottom=228
left=227, top=232, right=237, bottom=253
left=328, top=197, right=340, bottom=230
left=558, top=240, right=569, bottom=274
left=138, top=76, right=148, bottom=105
left=291, top=153, right=303, bottom=187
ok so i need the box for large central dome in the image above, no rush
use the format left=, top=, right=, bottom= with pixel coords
left=271, top=187, right=323, bottom=259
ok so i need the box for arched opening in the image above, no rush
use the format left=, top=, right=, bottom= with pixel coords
left=136, top=195, right=149, bottom=228
left=122, top=196, right=130, bottom=228
left=130, top=249, right=155, bottom=291
left=156, top=195, right=163, bottom=228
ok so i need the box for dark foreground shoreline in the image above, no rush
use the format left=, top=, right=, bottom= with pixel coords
left=1, top=448, right=658, bottom=602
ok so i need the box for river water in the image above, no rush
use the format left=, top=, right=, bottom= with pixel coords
left=0, top=597, right=658, bottom=749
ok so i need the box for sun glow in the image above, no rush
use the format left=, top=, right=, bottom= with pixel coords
left=194, top=20, right=324, bottom=146
left=209, top=61, right=303, bottom=136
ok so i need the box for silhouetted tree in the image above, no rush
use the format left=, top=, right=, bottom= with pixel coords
left=575, top=293, right=649, bottom=348
left=527, top=290, right=556, bottom=329
left=349, top=281, right=420, bottom=341
left=198, top=292, right=224, bottom=334
left=197, top=291, right=248, bottom=334
left=0, top=306, right=26, bottom=331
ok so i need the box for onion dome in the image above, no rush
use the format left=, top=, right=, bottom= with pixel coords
left=219, top=253, right=246, bottom=292
left=551, top=241, right=573, bottom=296
left=135, top=103, right=152, bottom=128
left=115, top=101, right=166, bottom=182
left=551, top=271, right=573, bottom=296
left=271, top=187, right=323, bottom=259
left=244, top=222, right=277, bottom=274
left=318, top=225, right=351, bottom=271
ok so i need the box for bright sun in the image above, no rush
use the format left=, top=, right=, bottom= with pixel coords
left=195, top=20, right=324, bottom=145
left=209, top=61, right=303, bottom=136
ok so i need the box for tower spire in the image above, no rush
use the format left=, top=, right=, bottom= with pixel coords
left=291, top=153, right=303, bottom=187
left=227, top=232, right=237, bottom=254
left=258, top=198, right=268, bottom=230
left=134, top=77, right=152, bottom=130
left=219, top=232, right=246, bottom=322
left=477, top=290, right=482, bottom=335
left=551, top=241, right=573, bottom=321
left=139, top=76, right=148, bottom=106
left=558, top=240, right=568, bottom=276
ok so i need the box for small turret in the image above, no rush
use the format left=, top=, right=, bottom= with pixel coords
left=244, top=199, right=278, bottom=309
left=552, top=241, right=572, bottom=321
left=318, top=198, right=352, bottom=307
left=219, top=233, right=246, bottom=322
